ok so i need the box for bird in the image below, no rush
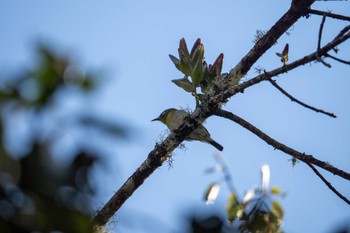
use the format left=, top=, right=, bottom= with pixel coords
left=152, top=108, right=223, bottom=151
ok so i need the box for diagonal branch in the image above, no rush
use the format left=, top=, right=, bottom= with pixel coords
left=213, top=108, right=350, bottom=182
left=218, top=30, right=350, bottom=101
left=268, top=79, right=337, bottom=118
left=214, top=0, right=316, bottom=92
left=306, top=162, right=350, bottom=205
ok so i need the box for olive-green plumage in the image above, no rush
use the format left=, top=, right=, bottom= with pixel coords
left=152, top=108, right=223, bottom=151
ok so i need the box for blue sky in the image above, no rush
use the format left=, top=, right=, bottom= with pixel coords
left=1, top=1, right=350, bottom=232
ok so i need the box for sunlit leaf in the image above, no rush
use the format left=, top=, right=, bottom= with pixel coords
left=261, top=164, right=270, bottom=192
left=242, top=189, right=256, bottom=203
left=270, top=186, right=280, bottom=195
left=272, top=201, right=284, bottom=219
left=276, top=43, right=289, bottom=65
left=190, top=38, right=201, bottom=58
left=227, top=193, right=240, bottom=223
left=204, top=183, right=220, bottom=205
left=191, top=57, right=203, bottom=87
left=190, top=44, right=204, bottom=68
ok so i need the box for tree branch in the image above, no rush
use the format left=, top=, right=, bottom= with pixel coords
left=316, top=14, right=332, bottom=67
left=326, top=53, right=350, bottom=65
left=219, top=30, right=350, bottom=100
left=93, top=0, right=350, bottom=228
left=212, top=108, right=350, bottom=182
left=306, top=162, right=350, bottom=205
left=308, top=9, right=350, bottom=22
left=268, top=79, right=337, bottom=118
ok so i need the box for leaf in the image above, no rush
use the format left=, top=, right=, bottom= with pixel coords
left=179, top=38, right=190, bottom=59
left=171, top=77, right=195, bottom=92
left=276, top=43, right=289, bottom=65
left=169, top=54, right=180, bottom=70
left=261, top=164, right=270, bottom=192
left=190, top=38, right=201, bottom=58
left=178, top=48, right=192, bottom=76
left=191, top=56, right=204, bottom=87
left=270, top=186, right=280, bottom=195
left=190, top=43, right=204, bottom=68
left=204, top=183, right=220, bottom=205
left=242, top=189, right=256, bottom=203
left=272, top=201, right=284, bottom=219
left=227, top=193, right=240, bottom=223
left=211, top=53, right=224, bottom=76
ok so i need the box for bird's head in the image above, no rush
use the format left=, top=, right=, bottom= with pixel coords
left=152, top=108, right=177, bottom=125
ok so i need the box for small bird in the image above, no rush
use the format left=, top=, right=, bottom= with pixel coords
left=152, top=108, right=223, bottom=151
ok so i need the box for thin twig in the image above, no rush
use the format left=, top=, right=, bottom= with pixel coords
left=308, top=9, right=350, bottom=22
left=317, top=14, right=332, bottom=67
left=306, top=162, right=350, bottom=205
left=268, top=79, right=337, bottom=118
left=326, top=53, right=350, bottom=65
left=213, top=109, right=350, bottom=182
left=318, top=14, right=326, bottom=50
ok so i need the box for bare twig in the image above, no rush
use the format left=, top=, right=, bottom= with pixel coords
left=308, top=9, right=350, bottom=22
left=268, top=79, right=337, bottom=118
left=326, top=53, right=350, bottom=65
left=318, top=14, right=326, bottom=50
left=306, top=162, right=350, bottom=205
left=316, top=14, right=332, bottom=67
left=213, top=108, right=350, bottom=182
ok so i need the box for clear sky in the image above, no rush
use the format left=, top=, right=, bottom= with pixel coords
left=1, top=1, right=350, bottom=232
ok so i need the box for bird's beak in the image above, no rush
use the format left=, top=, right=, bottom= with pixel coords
left=151, top=117, right=159, bottom=122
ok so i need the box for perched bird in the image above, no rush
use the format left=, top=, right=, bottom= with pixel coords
left=152, top=108, right=223, bottom=151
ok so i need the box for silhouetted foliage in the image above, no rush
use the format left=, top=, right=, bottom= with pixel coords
left=0, top=44, right=127, bottom=233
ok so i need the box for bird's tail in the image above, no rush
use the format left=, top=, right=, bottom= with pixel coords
left=209, top=139, right=224, bottom=151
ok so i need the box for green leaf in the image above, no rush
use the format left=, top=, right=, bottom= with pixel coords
left=272, top=201, right=284, bottom=219
left=191, top=54, right=204, bottom=87
left=226, top=193, right=240, bottom=223
left=178, top=48, right=192, bottom=76
left=190, top=38, right=201, bottom=58
left=190, top=44, right=204, bottom=68
left=270, top=186, right=280, bottom=195
left=171, top=77, right=195, bottom=93
left=169, top=54, right=180, bottom=70
left=179, top=38, right=190, bottom=59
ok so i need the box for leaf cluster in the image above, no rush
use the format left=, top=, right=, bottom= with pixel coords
left=226, top=188, right=284, bottom=233
left=169, top=38, right=224, bottom=105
